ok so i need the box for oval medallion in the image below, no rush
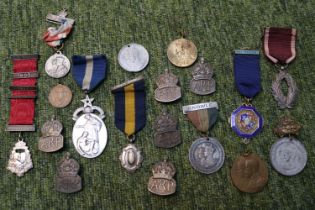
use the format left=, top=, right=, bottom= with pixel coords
left=119, top=144, right=143, bottom=172
left=118, top=43, right=149, bottom=72
left=72, top=113, right=107, bottom=158
left=167, top=38, right=197, bottom=67
left=270, top=137, right=307, bottom=176
left=45, top=52, right=71, bottom=78
left=189, top=137, right=225, bottom=174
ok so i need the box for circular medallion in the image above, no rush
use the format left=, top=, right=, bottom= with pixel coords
left=189, top=137, right=225, bottom=174
left=72, top=113, right=107, bottom=158
left=231, top=153, right=268, bottom=193
left=118, top=43, right=149, bottom=72
left=48, top=84, right=73, bottom=108
left=45, top=52, right=71, bottom=78
left=270, top=137, right=307, bottom=176
left=167, top=38, right=197, bottom=67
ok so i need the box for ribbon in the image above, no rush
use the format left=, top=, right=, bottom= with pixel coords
left=72, top=55, right=108, bottom=92
left=111, top=77, right=146, bottom=137
left=233, top=50, right=261, bottom=99
left=6, top=55, right=39, bottom=131
left=263, top=27, right=297, bottom=64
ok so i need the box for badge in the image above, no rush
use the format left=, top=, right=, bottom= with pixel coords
left=231, top=153, right=268, bottom=193
left=118, top=43, right=149, bottom=72
left=119, top=144, right=143, bottom=172
left=154, top=69, right=181, bottom=103
left=153, top=110, right=181, bottom=148
left=7, top=136, right=33, bottom=177
left=148, top=160, right=176, bottom=196
left=45, top=52, right=71, bottom=78
left=38, top=116, right=63, bottom=152
left=190, top=57, right=215, bottom=95
left=56, top=153, right=82, bottom=193
left=167, top=37, right=197, bottom=67
left=48, top=84, right=72, bottom=108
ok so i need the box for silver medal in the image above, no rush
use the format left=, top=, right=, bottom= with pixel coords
left=72, top=95, right=107, bottom=158
left=270, top=137, right=307, bottom=176
left=119, top=144, right=143, bottom=172
left=118, top=43, right=149, bottom=72
left=189, top=137, right=225, bottom=174
left=45, top=51, right=71, bottom=78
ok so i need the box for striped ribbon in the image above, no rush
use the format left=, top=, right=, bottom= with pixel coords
left=111, top=77, right=146, bottom=137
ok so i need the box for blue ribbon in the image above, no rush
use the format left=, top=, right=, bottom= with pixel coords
left=72, top=55, right=108, bottom=92
left=233, top=50, right=261, bottom=98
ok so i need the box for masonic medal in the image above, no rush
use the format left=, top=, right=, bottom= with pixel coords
left=112, top=76, right=146, bottom=172
left=167, top=37, right=197, bottom=67
left=270, top=117, right=307, bottom=176
left=48, top=84, right=72, bottom=108
left=118, top=43, right=149, bottom=72
left=72, top=55, right=108, bottom=158
left=38, top=116, right=63, bottom=152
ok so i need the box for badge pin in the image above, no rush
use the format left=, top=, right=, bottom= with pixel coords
left=38, top=116, right=63, bottom=152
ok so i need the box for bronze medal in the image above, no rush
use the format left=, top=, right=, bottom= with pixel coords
left=56, top=153, right=82, bottom=193
left=48, top=84, right=72, bottom=108
left=148, top=160, right=176, bottom=196
left=231, top=153, right=268, bottom=193
left=38, top=117, right=63, bottom=152
left=167, top=38, right=197, bottom=67
left=153, top=110, right=181, bottom=148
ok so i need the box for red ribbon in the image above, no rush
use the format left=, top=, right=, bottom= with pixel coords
left=263, top=27, right=297, bottom=64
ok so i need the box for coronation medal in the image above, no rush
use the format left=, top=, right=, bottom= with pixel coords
left=118, top=43, right=149, bottom=72
left=72, top=55, right=108, bottom=158
left=43, top=9, right=74, bottom=78
left=112, top=77, right=146, bottom=172
left=182, top=102, right=225, bottom=174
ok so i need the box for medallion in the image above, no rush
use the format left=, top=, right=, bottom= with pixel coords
left=119, top=144, right=143, bottom=172
left=190, top=57, right=215, bottom=95
left=153, top=110, right=181, bottom=148
left=118, top=43, right=149, bottom=72
left=154, top=69, right=181, bottom=103
left=148, top=160, right=176, bottom=196
left=56, top=153, right=82, bottom=193
left=167, top=38, right=197, bottom=67
left=45, top=52, right=71, bottom=78
left=7, top=137, right=33, bottom=177
left=48, top=84, right=72, bottom=108
left=38, top=117, right=63, bottom=152
left=189, top=137, right=225, bottom=174
left=231, top=153, right=268, bottom=193
left=72, top=95, right=107, bottom=158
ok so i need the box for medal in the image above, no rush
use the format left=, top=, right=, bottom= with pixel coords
left=111, top=77, right=146, bottom=172
left=148, top=160, right=176, bottom=196
left=154, top=69, right=181, bottom=103
left=190, top=57, right=215, bottom=95
left=72, top=55, right=108, bottom=158
left=263, top=27, right=298, bottom=108
left=153, top=109, right=181, bottom=148
left=182, top=102, right=225, bottom=174
left=43, top=9, right=74, bottom=78
left=48, top=84, right=72, bottom=108
left=270, top=117, right=307, bottom=176
left=231, top=153, right=268, bottom=193
left=7, top=135, right=33, bottom=177
left=118, top=43, right=149, bottom=72
left=55, top=153, right=82, bottom=193
left=38, top=116, right=63, bottom=152
left=167, top=35, right=197, bottom=67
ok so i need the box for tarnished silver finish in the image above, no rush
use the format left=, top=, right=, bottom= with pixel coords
left=119, top=144, right=143, bottom=172
left=7, top=138, right=33, bottom=177
left=270, top=137, right=307, bottom=176
left=189, top=137, right=225, bottom=174
left=154, top=69, right=181, bottom=103
left=118, top=43, right=149, bottom=72
left=190, top=57, right=215, bottom=95
left=72, top=95, right=107, bottom=158
left=38, top=117, right=63, bottom=152
left=45, top=52, right=71, bottom=78
left=148, top=160, right=176, bottom=196
left=153, top=110, right=181, bottom=148
left=56, top=153, right=82, bottom=193
left=272, top=70, right=298, bottom=109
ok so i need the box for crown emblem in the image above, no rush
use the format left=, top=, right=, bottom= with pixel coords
left=154, top=110, right=177, bottom=133
left=152, top=160, right=176, bottom=179
left=41, top=117, right=63, bottom=136
left=192, top=57, right=213, bottom=80
left=155, top=69, right=181, bottom=103
left=156, top=70, right=179, bottom=88
left=39, top=117, right=64, bottom=152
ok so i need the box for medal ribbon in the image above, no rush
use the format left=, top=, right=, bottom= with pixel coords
left=264, top=27, right=297, bottom=64
left=233, top=50, right=261, bottom=99
left=72, top=55, right=108, bottom=92
left=112, top=77, right=146, bottom=137
left=7, top=55, right=38, bottom=130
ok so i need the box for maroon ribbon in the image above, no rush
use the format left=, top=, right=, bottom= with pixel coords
left=263, top=27, right=297, bottom=64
